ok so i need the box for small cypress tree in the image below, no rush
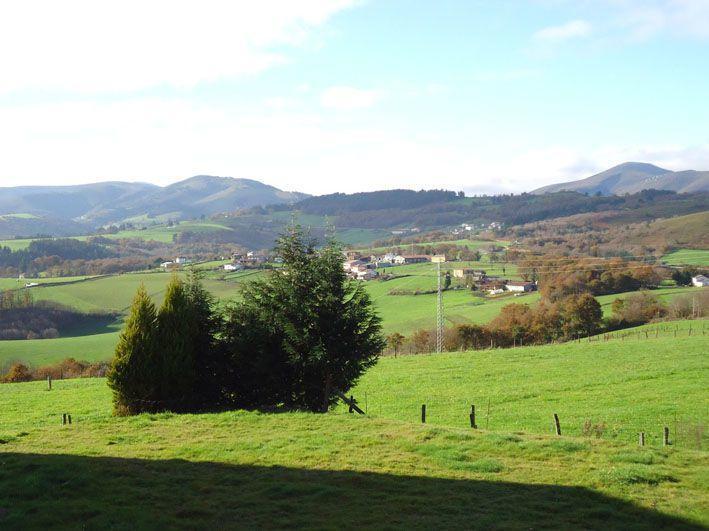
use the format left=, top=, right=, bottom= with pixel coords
left=107, top=284, right=158, bottom=415
left=185, top=269, right=223, bottom=407
left=156, top=275, right=197, bottom=410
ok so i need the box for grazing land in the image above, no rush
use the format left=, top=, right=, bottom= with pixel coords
left=662, top=249, right=709, bottom=267
left=346, top=323, right=708, bottom=446
left=1, top=333, right=708, bottom=528
left=1, top=260, right=706, bottom=368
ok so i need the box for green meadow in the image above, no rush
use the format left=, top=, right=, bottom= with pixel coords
left=662, top=249, right=709, bottom=267
left=345, top=323, right=708, bottom=447
left=0, top=332, right=707, bottom=528
left=1, top=259, right=706, bottom=368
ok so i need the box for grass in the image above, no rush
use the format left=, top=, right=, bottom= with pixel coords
left=662, top=249, right=709, bottom=267
left=0, top=375, right=707, bottom=528
left=0, top=221, right=235, bottom=250
left=345, top=323, right=709, bottom=449
left=596, top=285, right=705, bottom=317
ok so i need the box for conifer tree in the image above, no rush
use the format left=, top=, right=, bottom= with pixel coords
left=107, top=284, right=158, bottom=415
left=185, top=269, right=223, bottom=407
left=156, top=275, right=197, bottom=410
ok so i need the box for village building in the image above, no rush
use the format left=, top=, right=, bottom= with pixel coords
left=505, top=281, right=537, bottom=293
left=691, top=275, right=709, bottom=287
left=393, top=254, right=431, bottom=265
left=453, top=268, right=486, bottom=280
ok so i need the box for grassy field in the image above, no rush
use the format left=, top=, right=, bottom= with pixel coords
left=596, top=285, right=705, bottom=317
left=1, top=337, right=708, bottom=528
left=662, top=249, right=709, bottom=267
left=1, top=262, right=704, bottom=367
left=345, top=323, right=708, bottom=449
left=0, top=220, right=235, bottom=250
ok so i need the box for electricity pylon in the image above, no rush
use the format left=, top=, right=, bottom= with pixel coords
left=436, top=260, right=444, bottom=353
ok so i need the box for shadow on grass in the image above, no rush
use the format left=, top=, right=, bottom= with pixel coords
left=0, top=452, right=701, bottom=530
left=58, top=314, right=122, bottom=339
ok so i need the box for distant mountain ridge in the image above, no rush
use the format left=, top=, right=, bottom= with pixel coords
left=533, top=162, right=709, bottom=195
left=0, top=176, right=308, bottom=226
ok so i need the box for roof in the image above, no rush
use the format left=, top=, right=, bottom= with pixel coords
left=507, top=281, right=534, bottom=287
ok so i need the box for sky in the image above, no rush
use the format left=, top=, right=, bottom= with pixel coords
left=0, top=0, right=708, bottom=195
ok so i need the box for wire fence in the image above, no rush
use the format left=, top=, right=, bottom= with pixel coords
left=342, top=392, right=707, bottom=450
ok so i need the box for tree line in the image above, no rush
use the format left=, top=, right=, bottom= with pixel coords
left=107, top=227, right=385, bottom=415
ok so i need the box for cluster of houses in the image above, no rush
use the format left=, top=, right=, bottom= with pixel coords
left=223, top=251, right=268, bottom=271
left=451, top=267, right=536, bottom=294
left=343, top=252, right=438, bottom=280
left=160, top=256, right=192, bottom=268
left=341, top=251, right=537, bottom=294
left=450, top=221, right=504, bottom=236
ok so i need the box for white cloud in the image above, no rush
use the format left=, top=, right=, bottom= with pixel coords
left=1, top=96, right=706, bottom=195
left=533, top=19, right=592, bottom=42
left=320, top=86, right=384, bottom=110
left=0, top=0, right=359, bottom=94
left=613, top=0, right=709, bottom=41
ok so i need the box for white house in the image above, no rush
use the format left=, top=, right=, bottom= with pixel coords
left=174, top=256, right=191, bottom=265
left=506, top=281, right=536, bottom=293
left=691, top=275, right=709, bottom=287
left=355, top=269, right=379, bottom=281
left=223, top=263, right=242, bottom=271
left=160, top=261, right=174, bottom=268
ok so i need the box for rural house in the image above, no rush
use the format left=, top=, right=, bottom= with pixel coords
left=393, top=255, right=431, bottom=265
left=505, top=281, right=536, bottom=293
left=691, top=275, right=709, bottom=287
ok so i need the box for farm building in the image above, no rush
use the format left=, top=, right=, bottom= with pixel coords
left=506, top=281, right=536, bottom=293
left=393, top=255, right=430, bottom=265
left=453, top=268, right=486, bottom=280
left=691, top=275, right=709, bottom=287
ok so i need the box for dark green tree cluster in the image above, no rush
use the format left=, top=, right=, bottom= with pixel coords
left=107, top=270, right=216, bottom=414
left=108, top=227, right=384, bottom=415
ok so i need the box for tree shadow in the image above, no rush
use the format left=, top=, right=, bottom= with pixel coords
left=0, top=452, right=701, bottom=530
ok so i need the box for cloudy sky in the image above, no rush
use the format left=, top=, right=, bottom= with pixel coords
left=1, top=0, right=708, bottom=194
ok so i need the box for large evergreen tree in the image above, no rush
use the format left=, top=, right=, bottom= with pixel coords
left=222, top=226, right=385, bottom=412
left=107, top=284, right=159, bottom=414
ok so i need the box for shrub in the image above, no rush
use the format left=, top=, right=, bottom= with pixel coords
left=2, top=363, right=32, bottom=383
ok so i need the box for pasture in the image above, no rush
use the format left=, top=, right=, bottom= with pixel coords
left=662, top=249, right=709, bottom=267
left=1, top=333, right=708, bottom=528
left=346, top=322, right=708, bottom=447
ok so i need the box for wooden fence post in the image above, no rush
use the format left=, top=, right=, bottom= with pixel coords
left=348, top=395, right=354, bottom=414
left=68, top=414, right=72, bottom=425
left=639, top=432, right=645, bottom=446
left=553, top=413, right=561, bottom=436
left=47, top=375, right=52, bottom=391
left=421, top=404, right=426, bottom=424
left=469, top=405, right=477, bottom=428
left=663, top=426, right=670, bottom=446
left=62, top=413, right=67, bottom=425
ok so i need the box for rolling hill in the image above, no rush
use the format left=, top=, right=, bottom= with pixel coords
left=0, top=176, right=308, bottom=229
left=533, top=162, right=709, bottom=195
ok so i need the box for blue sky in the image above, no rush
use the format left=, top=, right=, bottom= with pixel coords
left=0, top=0, right=708, bottom=194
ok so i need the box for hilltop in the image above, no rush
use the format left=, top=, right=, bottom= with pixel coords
left=0, top=176, right=307, bottom=230
left=533, top=162, right=709, bottom=195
